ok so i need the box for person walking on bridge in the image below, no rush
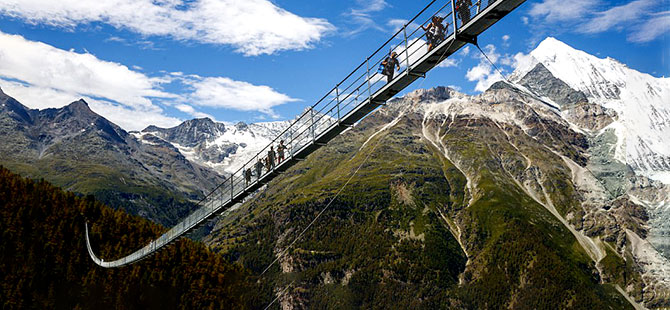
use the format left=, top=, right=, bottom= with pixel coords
left=255, top=157, right=264, bottom=179
left=456, top=0, right=472, bottom=26
left=277, top=140, right=286, bottom=163
left=422, top=15, right=447, bottom=52
left=381, top=52, right=400, bottom=83
left=268, top=146, right=276, bottom=170
left=244, top=167, right=252, bottom=186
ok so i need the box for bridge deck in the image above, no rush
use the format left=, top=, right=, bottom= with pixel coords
left=86, top=0, right=527, bottom=268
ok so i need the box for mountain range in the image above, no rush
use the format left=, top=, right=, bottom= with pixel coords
left=137, top=118, right=290, bottom=175
left=0, top=37, right=669, bottom=308
left=0, top=91, right=224, bottom=226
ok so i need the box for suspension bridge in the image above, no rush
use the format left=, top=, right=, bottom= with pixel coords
left=86, top=0, right=527, bottom=267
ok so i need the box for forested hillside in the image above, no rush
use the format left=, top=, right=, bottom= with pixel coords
left=0, top=166, right=263, bottom=309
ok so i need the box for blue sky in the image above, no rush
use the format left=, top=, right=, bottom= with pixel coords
left=0, top=0, right=668, bottom=131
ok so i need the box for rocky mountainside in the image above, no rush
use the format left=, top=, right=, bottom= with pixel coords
left=138, top=118, right=291, bottom=175
left=205, top=83, right=669, bottom=308
left=512, top=37, right=670, bottom=185
left=0, top=88, right=224, bottom=226
left=511, top=37, right=670, bottom=275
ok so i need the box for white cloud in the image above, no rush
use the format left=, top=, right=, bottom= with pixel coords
left=88, top=99, right=182, bottom=130
left=438, top=58, right=460, bottom=68
left=0, top=79, right=181, bottom=130
left=0, top=31, right=299, bottom=130
left=0, top=0, right=335, bottom=56
left=391, top=38, right=429, bottom=71
left=447, top=84, right=462, bottom=91
left=629, top=11, right=670, bottom=43
left=0, top=31, right=174, bottom=110
left=355, top=0, right=389, bottom=13
left=460, top=46, right=471, bottom=56
left=581, top=0, right=654, bottom=33
left=186, top=77, right=299, bottom=117
left=502, top=35, right=510, bottom=42
left=528, top=0, right=599, bottom=22
left=528, top=0, right=669, bottom=43
left=343, top=0, right=389, bottom=36
left=465, top=44, right=505, bottom=92
left=387, top=19, right=420, bottom=33
left=0, top=79, right=80, bottom=110
left=511, top=52, right=537, bottom=73
left=175, top=104, right=215, bottom=120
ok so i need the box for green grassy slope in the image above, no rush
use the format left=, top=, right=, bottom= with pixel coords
left=208, top=107, right=634, bottom=309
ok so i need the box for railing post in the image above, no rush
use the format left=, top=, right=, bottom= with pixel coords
left=311, top=107, right=315, bottom=142
left=336, top=86, right=340, bottom=122
left=289, top=130, right=294, bottom=158
left=403, top=25, right=411, bottom=73
left=451, top=0, right=458, bottom=33
left=366, top=58, right=372, bottom=102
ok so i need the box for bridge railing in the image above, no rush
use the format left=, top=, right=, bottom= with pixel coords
left=185, top=0, right=499, bottom=233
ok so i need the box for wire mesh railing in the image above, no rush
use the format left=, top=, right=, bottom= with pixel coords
left=88, top=0, right=503, bottom=267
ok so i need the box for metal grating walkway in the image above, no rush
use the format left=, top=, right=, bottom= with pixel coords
left=86, top=0, right=527, bottom=268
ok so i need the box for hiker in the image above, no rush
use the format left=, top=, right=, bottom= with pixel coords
left=255, top=158, right=264, bottom=178
left=277, top=140, right=286, bottom=163
left=456, top=0, right=472, bottom=26
left=422, top=16, right=447, bottom=52
left=268, top=146, right=276, bottom=170
left=244, top=167, right=252, bottom=186
left=381, top=52, right=400, bottom=83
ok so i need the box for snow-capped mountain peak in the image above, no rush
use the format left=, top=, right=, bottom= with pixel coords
left=514, top=37, right=670, bottom=184
left=137, top=118, right=291, bottom=175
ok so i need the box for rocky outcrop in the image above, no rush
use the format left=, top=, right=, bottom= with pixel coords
left=144, top=118, right=226, bottom=148
left=518, top=63, right=589, bottom=108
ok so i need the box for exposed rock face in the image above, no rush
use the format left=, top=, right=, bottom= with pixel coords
left=518, top=63, right=589, bottom=108
left=0, top=93, right=224, bottom=226
left=563, top=102, right=616, bottom=132
left=144, top=118, right=227, bottom=148
left=141, top=118, right=290, bottom=174
left=517, top=63, right=615, bottom=132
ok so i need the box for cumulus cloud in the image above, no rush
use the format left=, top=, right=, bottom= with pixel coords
left=88, top=99, right=183, bottom=130
left=0, top=31, right=174, bottom=110
left=0, top=79, right=181, bottom=130
left=0, top=0, right=335, bottom=56
left=438, top=58, right=460, bottom=68
left=460, top=46, right=471, bottom=56
left=186, top=77, right=299, bottom=117
left=390, top=38, right=429, bottom=71
left=465, top=44, right=505, bottom=92
left=175, top=104, right=215, bottom=120
left=0, top=31, right=298, bottom=130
